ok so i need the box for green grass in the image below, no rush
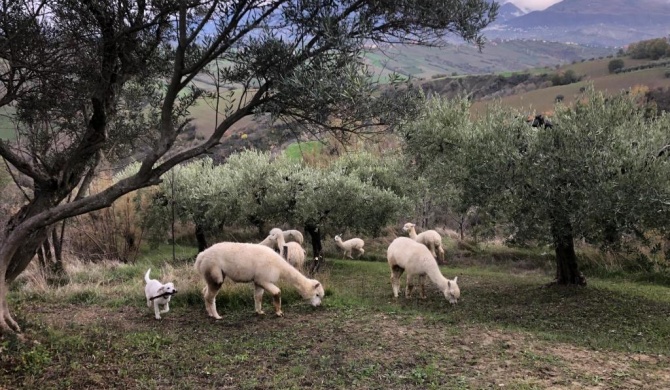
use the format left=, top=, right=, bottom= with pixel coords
left=283, top=140, right=324, bottom=161
left=3, top=247, right=670, bottom=389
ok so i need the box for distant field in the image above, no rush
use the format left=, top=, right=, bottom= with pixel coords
left=363, top=40, right=614, bottom=80
left=472, top=64, right=670, bottom=115
left=284, top=140, right=324, bottom=161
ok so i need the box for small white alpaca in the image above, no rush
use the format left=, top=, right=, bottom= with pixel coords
left=387, top=237, right=459, bottom=304
left=260, top=228, right=306, bottom=272
left=333, top=234, right=365, bottom=259
left=402, top=222, right=445, bottom=263
left=259, top=228, right=304, bottom=247
left=194, top=242, right=324, bottom=318
left=283, top=229, right=304, bottom=245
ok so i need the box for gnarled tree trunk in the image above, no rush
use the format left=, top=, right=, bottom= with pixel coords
left=550, top=213, right=587, bottom=286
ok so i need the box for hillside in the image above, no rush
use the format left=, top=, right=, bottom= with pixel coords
left=466, top=57, right=670, bottom=115
left=363, top=40, right=613, bottom=80
left=488, top=0, right=670, bottom=46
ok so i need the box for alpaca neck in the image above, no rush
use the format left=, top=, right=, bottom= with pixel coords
left=335, top=239, right=345, bottom=249
left=275, top=234, right=287, bottom=255
left=408, top=227, right=418, bottom=239
left=278, top=260, right=310, bottom=297
left=425, top=263, right=449, bottom=291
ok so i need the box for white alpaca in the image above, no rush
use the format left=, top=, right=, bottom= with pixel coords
left=194, top=242, right=324, bottom=318
left=402, top=222, right=445, bottom=263
left=387, top=237, right=459, bottom=304
left=283, top=229, right=304, bottom=245
left=260, top=228, right=306, bottom=272
left=269, top=229, right=306, bottom=272
left=333, top=235, right=365, bottom=259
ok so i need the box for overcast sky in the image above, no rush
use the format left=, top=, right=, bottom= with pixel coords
left=507, top=0, right=563, bottom=11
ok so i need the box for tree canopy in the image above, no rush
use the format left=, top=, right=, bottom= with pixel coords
left=403, top=88, right=670, bottom=284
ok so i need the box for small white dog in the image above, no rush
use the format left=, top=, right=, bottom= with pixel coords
left=144, top=268, right=177, bottom=320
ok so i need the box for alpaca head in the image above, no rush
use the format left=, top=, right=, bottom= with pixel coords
left=443, top=276, right=460, bottom=305
left=269, top=228, right=284, bottom=242
left=334, top=235, right=342, bottom=243
left=307, top=280, right=325, bottom=307
left=402, top=222, right=415, bottom=233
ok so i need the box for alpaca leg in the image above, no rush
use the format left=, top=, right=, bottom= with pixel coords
left=346, top=250, right=354, bottom=259
left=405, top=274, right=414, bottom=298
left=390, top=266, right=404, bottom=298
left=437, top=245, right=445, bottom=264
left=418, top=275, right=427, bottom=299
left=254, top=284, right=265, bottom=315
left=357, top=248, right=365, bottom=258
left=259, top=282, right=282, bottom=317
left=204, top=282, right=223, bottom=320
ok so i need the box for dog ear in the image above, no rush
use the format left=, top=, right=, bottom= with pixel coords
left=157, top=286, right=165, bottom=293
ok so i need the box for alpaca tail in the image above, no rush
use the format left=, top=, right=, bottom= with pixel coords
left=194, top=252, right=204, bottom=273
left=144, top=268, right=151, bottom=283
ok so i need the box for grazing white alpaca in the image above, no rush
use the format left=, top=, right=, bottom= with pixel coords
left=268, top=229, right=306, bottom=272
left=402, top=222, right=445, bottom=263
left=283, top=229, right=304, bottom=245
left=194, top=242, right=324, bottom=318
left=387, top=237, right=459, bottom=304
left=333, top=235, right=365, bottom=259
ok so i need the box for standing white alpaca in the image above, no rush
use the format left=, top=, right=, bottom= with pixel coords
left=333, top=235, right=365, bottom=259
left=402, top=222, right=445, bottom=263
left=387, top=237, right=459, bottom=304
left=268, top=228, right=306, bottom=272
left=194, top=242, right=324, bottom=318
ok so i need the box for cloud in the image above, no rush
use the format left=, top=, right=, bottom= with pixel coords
left=506, top=0, right=563, bottom=11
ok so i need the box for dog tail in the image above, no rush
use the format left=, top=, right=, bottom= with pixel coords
left=144, top=268, right=151, bottom=283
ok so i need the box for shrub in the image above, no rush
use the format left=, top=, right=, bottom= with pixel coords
left=608, top=58, right=625, bottom=73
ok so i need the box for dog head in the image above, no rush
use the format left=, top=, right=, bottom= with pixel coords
left=307, top=280, right=324, bottom=307
left=159, top=282, right=177, bottom=296
left=442, top=276, right=460, bottom=305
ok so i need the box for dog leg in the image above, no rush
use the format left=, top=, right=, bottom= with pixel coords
left=254, top=284, right=265, bottom=315
left=153, top=301, right=162, bottom=320
left=160, top=302, right=170, bottom=314
left=259, top=282, right=282, bottom=317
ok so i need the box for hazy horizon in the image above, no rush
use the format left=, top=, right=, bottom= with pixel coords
left=507, top=0, right=563, bottom=11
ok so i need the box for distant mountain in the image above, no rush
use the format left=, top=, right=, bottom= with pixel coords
left=494, top=1, right=526, bottom=24
left=486, top=0, right=670, bottom=47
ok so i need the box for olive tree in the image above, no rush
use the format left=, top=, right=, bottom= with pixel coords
left=151, top=149, right=411, bottom=257
left=0, top=0, right=496, bottom=335
left=403, top=89, right=670, bottom=285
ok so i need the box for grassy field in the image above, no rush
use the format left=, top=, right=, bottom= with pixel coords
left=2, top=244, right=669, bottom=389
left=472, top=65, right=670, bottom=115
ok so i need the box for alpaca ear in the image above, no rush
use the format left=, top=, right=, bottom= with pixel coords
left=447, top=281, right=451, bottom=288
left=453, top=276, right=458, bottom=283
left=314, top=282, right=320, bottom=289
